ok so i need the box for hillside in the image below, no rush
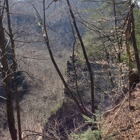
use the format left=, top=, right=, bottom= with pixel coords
left=42, top=77, right=140, bottom=140
left=1, top=0, right=140, bottom=140
left=103, top=83, right=140, bottom=140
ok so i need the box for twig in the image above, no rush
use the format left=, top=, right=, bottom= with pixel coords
left=0, top=96, right=6, bottom=100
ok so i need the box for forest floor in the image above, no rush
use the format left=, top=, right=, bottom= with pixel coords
left=103, top=83, right=140, bottom=140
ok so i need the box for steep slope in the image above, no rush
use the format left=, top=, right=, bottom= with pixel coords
left=103, top=83, right=140, bottom=140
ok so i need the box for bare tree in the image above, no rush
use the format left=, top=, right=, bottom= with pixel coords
left=0, top=0, right=17, bottom=139
left=5, top=0, right=22, bottom=139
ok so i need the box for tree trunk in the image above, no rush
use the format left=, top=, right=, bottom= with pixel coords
left=130, top=4, right=140, bottom=78
left=0, top=9, right=17, bottom=140
left=5, top=0, right=22, bottom=139
left=66, top=0, right=96, bottom=121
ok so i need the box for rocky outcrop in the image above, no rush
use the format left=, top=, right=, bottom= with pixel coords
left=65, top=56, right=128, bottom=110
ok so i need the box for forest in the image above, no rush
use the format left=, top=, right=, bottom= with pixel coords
left=1, top=0, right=140, bottom=140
